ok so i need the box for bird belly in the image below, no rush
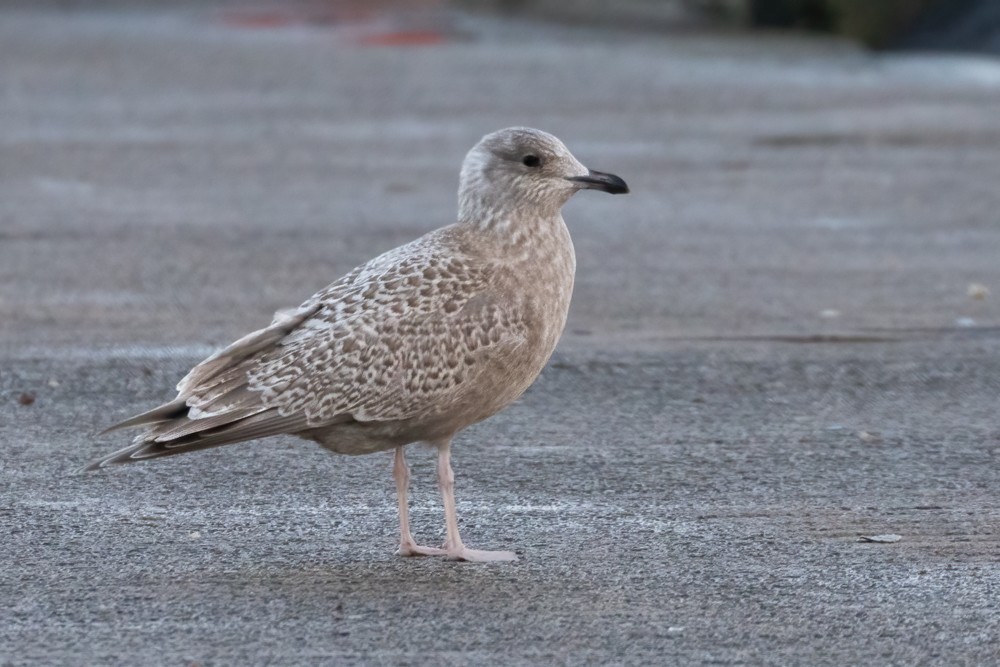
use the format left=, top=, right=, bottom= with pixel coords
left=302, top=422, right=407, bottom=455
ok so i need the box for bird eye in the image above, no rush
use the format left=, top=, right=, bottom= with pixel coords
left=522, top=155, right=542, bottom=168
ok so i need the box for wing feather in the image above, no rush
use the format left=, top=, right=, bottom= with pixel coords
left=92, top=227, right=528, bottom=468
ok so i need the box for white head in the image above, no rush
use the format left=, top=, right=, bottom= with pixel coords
left=457, top=127, right=628, bottom=227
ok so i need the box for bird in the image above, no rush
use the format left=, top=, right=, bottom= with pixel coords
left=86, top=127, right=629, bottom=562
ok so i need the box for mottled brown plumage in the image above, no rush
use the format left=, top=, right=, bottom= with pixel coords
left=87, top=127, right=628, bottom=561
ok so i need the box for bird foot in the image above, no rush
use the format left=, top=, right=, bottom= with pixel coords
left=444, top=547, right=518, bottom=563
left=397, top=542, right=447, bottom=557
left=398, top=541, right=517, bottom=562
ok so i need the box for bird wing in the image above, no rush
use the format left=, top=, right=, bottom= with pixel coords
left=242, top=237, right=530, bottom=425
left=95, top=231, right=528, bottom=466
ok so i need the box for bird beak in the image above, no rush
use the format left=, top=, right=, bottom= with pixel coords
left=566, top=169, right=629, bottom=195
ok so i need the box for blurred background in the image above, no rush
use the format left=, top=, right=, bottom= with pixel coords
left=467, top=0, right=1000, bottom=51
left=3, top=0, right=998, bottom=347
left=9, top=0, right=1000, bottom=49
left=2, top=1, right=999, bottom=664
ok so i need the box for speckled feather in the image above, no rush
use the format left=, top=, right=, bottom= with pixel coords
left=88, top=127, right=604, bottom=468
left=184, top=228, right=531, bottom=426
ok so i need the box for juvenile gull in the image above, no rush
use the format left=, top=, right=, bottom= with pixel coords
left=86, top=127, right=629, bottom=562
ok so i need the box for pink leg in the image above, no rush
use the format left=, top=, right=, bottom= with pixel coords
left=393, top=446, right=444, bottom=557
left=435, top=439, right=517, bottom=563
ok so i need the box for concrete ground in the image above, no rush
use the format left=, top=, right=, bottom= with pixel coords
left=2, top=4, right=999, bottom=665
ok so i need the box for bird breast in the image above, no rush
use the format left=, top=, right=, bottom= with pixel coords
left=494, top=216, right=576, bottom=380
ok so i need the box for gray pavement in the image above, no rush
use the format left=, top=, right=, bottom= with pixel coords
left=2, top=5, right=1000, bottom=666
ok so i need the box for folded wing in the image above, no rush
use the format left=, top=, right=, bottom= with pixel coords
left=88, top=233, right=527, bottom=469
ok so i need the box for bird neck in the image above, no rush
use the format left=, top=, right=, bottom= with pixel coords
left=459, top=201, right=568, bottom=250
left=458, top=179, right=571, bottom=237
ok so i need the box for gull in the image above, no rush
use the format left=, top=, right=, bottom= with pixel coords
left=86, top=127, right=628, bottom=562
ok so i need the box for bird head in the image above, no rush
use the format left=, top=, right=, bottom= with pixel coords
left=458, top=127, right=628, bottom=226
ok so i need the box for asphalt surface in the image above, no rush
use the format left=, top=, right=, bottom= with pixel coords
left=2, top=4, right=999, bottom=666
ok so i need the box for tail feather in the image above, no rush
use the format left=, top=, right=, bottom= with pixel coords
left=151, top=405, right=267, bottom=441
left=99, top=398, right=189, bottom=436
left=86, top=301, right=333, bottom=472
left=84, top=409, right=318, bottom=471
